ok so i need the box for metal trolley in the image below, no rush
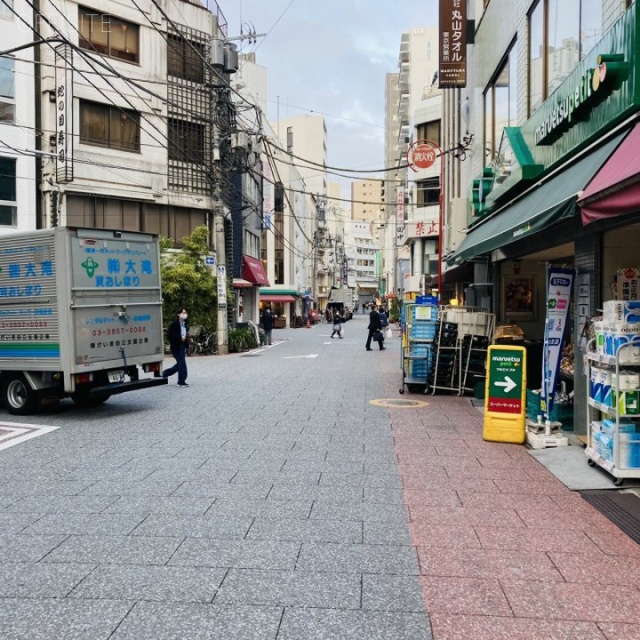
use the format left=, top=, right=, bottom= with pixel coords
left=399, top=303, right=437, bottom=394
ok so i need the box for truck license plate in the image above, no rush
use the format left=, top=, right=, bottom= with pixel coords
left=108, top=370, right=125, bottom=383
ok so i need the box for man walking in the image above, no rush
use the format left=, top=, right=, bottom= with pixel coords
left=163, top=307, right=189, bottom=386
left=262, top=307, right=274, bottom=345
left=366, top=305, right=385, bottom=351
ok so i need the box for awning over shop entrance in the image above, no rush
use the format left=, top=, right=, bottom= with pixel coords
left=448, top=131, right=626, bottom=266
left=578, top=123, right=640, bottom=225
left=242, top=255, right=269, bottom=286
left=260, top=294, right=296, bottom=303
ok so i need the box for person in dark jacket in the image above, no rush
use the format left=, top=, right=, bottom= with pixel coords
left=366, top=306, right=385, bottom=351
left=331, top=309, right=343, bottom=338
left=163, top=308, right=189, bottom=386
left=262, top=307, right=274, bottom=345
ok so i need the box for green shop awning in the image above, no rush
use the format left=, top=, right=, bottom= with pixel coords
left=448, top=130, right=626, bottom=266
left=259, top=288, right=299, bottom=296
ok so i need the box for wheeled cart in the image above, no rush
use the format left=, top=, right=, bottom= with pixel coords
left=399, top=303, right=437, bottom=394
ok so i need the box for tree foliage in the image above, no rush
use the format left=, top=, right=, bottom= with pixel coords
left=160, top=226, right=217, bottom=331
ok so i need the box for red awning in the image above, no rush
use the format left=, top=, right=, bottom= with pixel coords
left=260, top=294, right=296, bottom=303
left=578, top=124, right=640, bottom=225
left=232, top=278, right=253, bottom=288
left=242, top=255, right=269, bottom=286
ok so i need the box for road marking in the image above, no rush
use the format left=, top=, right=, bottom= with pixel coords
left=282, top=354, right=319, bottom=359
left=0, top=422, right=58, bottom=451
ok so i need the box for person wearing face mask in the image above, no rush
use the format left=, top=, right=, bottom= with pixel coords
left=163, top=307, right=190, bottom=387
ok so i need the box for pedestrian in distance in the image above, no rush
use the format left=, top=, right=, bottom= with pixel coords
left=366, top=305, right=385, bottom=351
left=325, top=307, right=332, bottom=323
left=163, top=307, right=190, bottom=386
left=262, top=307, right=274, bottom=345
left=331, top=309, right=343, bottom=338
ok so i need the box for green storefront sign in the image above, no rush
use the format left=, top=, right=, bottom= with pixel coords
left=523, top=1, right=640, bottom=169
left=486, top=346, right=525, bottom=414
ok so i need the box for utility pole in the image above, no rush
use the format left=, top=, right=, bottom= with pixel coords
left=212, top=89, right=228, bottom=355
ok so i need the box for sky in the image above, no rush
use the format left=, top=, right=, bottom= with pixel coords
left=219, top=0, right=439, bottom=193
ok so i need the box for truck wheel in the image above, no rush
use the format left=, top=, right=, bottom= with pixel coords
left=71, top=391, right=112, bottom=408
left=3, top=374, right=39, bottom=415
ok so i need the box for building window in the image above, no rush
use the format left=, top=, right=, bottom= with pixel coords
left=416, top=120, right=440, bottom=146
left=484, top=41, right=518, bottom=161
left=167, top=34, right=205, bottom=83
left=0, top=57, right=15, bottom=124
left=78, top=6, right=139, bottom=63
left=0, top=157, right=17, bottom=226
left=0, top=0, right=13, bottom=19
left=528, top=0, right=603, bottom=117
left=274, top=183, right=284, bottom=211
left=80, top=100, right=140, bottom=151
left=286, top=126, right=293, bottom=153
left=168, top=118, right=204, bottom=164
left=416, top=177, right=440, bottom=207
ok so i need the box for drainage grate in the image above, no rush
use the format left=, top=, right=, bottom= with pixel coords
left=581, top=491, right=640, bottom=545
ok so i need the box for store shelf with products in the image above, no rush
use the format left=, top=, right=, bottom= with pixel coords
left=399, top=303, right=437, bottom=394
left=585, top=328, right=640, bottom=485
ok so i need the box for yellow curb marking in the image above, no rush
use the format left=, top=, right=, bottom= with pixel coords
left=370, top=398, right=430, bottom=408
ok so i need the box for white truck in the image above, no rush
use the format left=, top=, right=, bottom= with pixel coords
left=0, top=227, right=167, bottom=415
left=326, top=286, right=354, bottom=320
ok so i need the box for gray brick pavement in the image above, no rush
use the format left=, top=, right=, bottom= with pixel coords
left=0, top=319, right=432, bottom=639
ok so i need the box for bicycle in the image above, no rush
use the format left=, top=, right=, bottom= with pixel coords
left=187, top=327, right=217, bottom=356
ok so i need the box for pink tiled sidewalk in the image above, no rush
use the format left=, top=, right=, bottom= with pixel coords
left=384, top=390, right=640, bottom=640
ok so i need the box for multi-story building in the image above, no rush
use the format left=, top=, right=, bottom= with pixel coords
left=351, top=179, right=384, bottom=223
left=384, top=27, right=441, bottom=301
left=35, top=0, right=233, bottom=242
left=0, top=1, right=37, bottom=232
left=444, top=0, right=640, bottom=442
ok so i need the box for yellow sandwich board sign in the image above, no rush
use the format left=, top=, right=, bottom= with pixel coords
left=483, top=345, right=527, bottom=443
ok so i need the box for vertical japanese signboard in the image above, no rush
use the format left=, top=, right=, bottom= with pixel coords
left=542, top=266, right=575, bottom=419
left=439, top=0, right=467, bottom=88
left=483, top=345, right=527, bottom=443
left=342, top=256, right=349, bottom=287
left=262, top=160, right=272, bottom=229
left=54, top=44, right=73, bottom=183
left=396, top=186, right=405, bottom=246
left=217, top=265, right=227, bottom=309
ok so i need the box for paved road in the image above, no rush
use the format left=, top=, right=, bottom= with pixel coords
left=0, top=315, right=429, bottom=639
left=3, top=315, right=640, bottom=639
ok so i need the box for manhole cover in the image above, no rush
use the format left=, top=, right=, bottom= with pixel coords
left=581, top=490, right=640, bottom=545
left=370, top=398, right=430, bottom=408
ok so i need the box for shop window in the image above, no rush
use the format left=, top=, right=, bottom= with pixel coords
left=168, top=118, right=204, bottom=164
left=0, top=157, right=17, bottom=226
left=79, top=100, right=140, bottom=152
left=528, top=0, right=603, bottom=117
left=416, top=120, right=440, bottom=146
left=78, top=6, right=139, bottom=63
left=167, top=34, right=205, bottom=83
left=0, top=57, right=15, bottom=124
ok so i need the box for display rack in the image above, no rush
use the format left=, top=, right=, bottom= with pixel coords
left=459, top=311, right=495, bottom=395
left=399, top=303, right=437, bottom=394
left=429, top=307, right=494, bottom=395
left=585, top=336, right=640, bottom=486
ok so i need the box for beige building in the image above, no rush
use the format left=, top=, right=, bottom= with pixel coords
left=351, top=179, right=384, bottom=223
